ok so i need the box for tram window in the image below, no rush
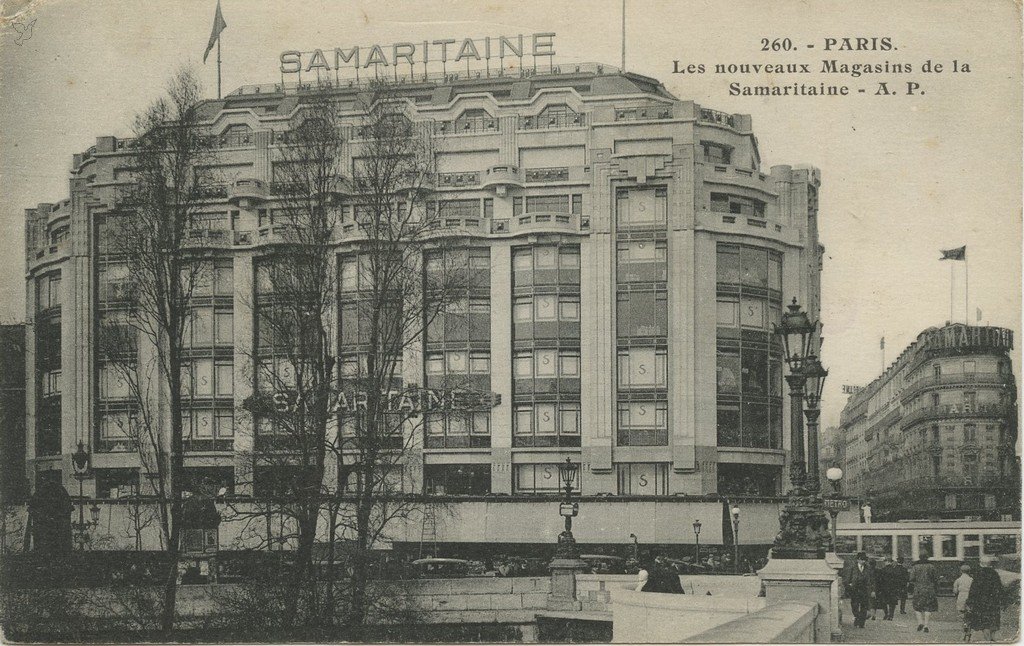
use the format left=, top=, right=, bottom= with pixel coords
left=918, top=535, right=934, bottom=559
left=965, top=544, right=981, bottom=558
left=897, top=535, right=913, bottom=560
left=864, top=535, right=893, bottom=560
left=983, top=534, right=1018, bottom=556
left=940, top=535, right=957, bottom=558
left=835, top=535, right=857, bottom=555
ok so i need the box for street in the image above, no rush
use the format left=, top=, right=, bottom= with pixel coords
left=840, top=597, right=1020, bottom=643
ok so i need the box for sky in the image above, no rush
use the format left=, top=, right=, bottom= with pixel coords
left=0, top=0, right=1020, bottom=430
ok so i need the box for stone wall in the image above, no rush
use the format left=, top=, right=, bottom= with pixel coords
left=610, top=588, right=768, bottom=643
left=576, top=573, right=762, bottom=612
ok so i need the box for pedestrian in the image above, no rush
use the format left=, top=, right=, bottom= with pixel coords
left=845, top=552, right=875, bottom=628
left=966, top=555, right=1003, bottom=642
left=952, top=563, right=974, bottom=642
left=909, top=554, right=939, bottom=633
left=875, top=556, right=901, bottom=620
left=894, top=556, right=910, bottom=614
left=635, top=551, right=684, bottom=594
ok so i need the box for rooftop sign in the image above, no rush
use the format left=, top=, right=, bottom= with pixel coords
left=918, top=325, right=1013, bottom=353
left=280, top=34, right=556, bottom=77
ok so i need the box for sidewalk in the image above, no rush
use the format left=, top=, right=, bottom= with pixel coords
left=839, top=597, right=1020, bottom=644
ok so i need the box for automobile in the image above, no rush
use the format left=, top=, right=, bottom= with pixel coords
left=580, top=554, right=627, bottom=574
left=412, top=557, right=471, bottom=578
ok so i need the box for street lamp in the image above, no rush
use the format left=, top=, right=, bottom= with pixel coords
left=693, top=520, right=702, bottom=565
left=802, top=351, right=829, bottom=493
left=731, top=506, right=740, bottom=573
left=825, top=466, right=844, bottom=551
left=772, top=298, right=831, bottom=560
left=70, top=441, right=99, bottom=549
left=774, top=298, right=817, bottom=493
left=554, top=458, right=580, bottom=559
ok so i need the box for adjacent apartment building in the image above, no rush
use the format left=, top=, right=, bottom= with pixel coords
left=834, top=324, right=1019, bottom=520
left=23, top=63, right=823, bottom=546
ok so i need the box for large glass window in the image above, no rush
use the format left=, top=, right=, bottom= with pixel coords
left=616, top=463, right=669, bottom=495
left=617, top=401, right=668, bottom=446
left=617, top=347, right=668, bottom=389
left=513, top=403, right=581, bottom=447
left=617, top=239, right=667, bottom=283
left=616, top=291, right=668, bottom=338
left=616, top=187, right=668, bottom=228
left=424, top=464, right=491, bottom=495
left=514, top=463, right=580, bottom=494
left=512, top=245, right=580, bottom=286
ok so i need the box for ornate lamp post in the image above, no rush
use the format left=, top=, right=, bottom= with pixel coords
left=70, top=441, right=100, bottom=549
left=554, top=457, right=580, bottom=559
left=771, top=298, right=831, bottom=559
left=730, top=507, right=740, bottom=573
left=548, top=457, right=586, bottom=611
left=802, top=352, right=829, bottom=493
left=774, top=298, right=816, bottom=493
left=693, top=520, right=702, bottom=565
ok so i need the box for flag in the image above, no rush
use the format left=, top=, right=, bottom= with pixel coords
left=940, top=246, right=966, bottom=261
left=203, top=0, right=227, bottom=64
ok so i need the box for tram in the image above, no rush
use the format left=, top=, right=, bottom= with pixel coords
left=836, top=519, right=1021, bottom=588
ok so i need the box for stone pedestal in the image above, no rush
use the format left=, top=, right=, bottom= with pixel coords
left=824, top=552, right=846, bottom=641
left=759, top=558, right=839, bottom=643
left=548, top=558, right=588, bottom=611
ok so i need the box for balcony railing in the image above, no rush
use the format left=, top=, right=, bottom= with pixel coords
left=699, top=108, right=736, bottom=128
left=524, top=167, right=569, bottom=182
left=518, top=111, right=585, bottom=130
left=614, top=106, right=673, bottom=121
left=435, top=117, right=499, bottom=135
left=228, top=178, right=269, bottom=205
left=900, top=372, right=1015, bottom=403
left=901, top=402, right=1013, bottom=430
left=436, top=172, right=480, bottom=188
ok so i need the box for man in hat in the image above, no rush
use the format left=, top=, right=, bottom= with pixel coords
left=845, top=552, right=876, bottom=628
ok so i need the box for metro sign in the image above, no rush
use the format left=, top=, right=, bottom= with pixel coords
left=822, top=498, right=850, bottom=511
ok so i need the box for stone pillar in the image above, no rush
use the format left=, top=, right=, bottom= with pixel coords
left=824, top=552, right=845, bottom=641
left=547, top=557, right=588, bottom=611
left=758, top=558, right=839, bottom=644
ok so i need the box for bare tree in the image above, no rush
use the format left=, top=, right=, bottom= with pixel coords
left=95, top=66, right=213, bottom=633
left=234, top=80, right=486, bottom=633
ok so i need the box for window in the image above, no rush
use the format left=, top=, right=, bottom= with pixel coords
left=424, top=412, right=491, bottom=448
left=616, top=463, right=669, bottom=495
left=220, top=124, right=252, bottom=147
left=710, top=192, right=766, bottom=218
left=702, top=142, right=732, bottom=164
left=512, top=245, right=580, bottom=286
left=514, top=463, right=580, bottom=495
left=963, top=360, right=976, bottom=374
left=437, top=199, right=481, bottom=220
left=917, top=535, right=934, bottom=559
left=616, top=187, right=668, bottom=227
left=94, top=468, right=140, bottom=499
left=616, top=291, right=668, bottom=338
left=964, top=424, right=977, bottom=442
left=424, top=464, right=491, bottom=495
left=513, top=403, right=581, bottom=447
left=525, top=195, right=570, bottom=214
left=36, top=272, right=62, bottom=310
left=617, top=401, right=668, bottom=446
left=99, top=364, right=130, bottom=399
left=940, top=535, right=957, bottom=558
left=617, top=240, right=667, bottom=282
left=617, top=347, right=668, bottom=389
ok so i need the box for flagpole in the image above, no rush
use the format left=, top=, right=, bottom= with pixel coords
left=949, top=262, right=953, bottom=324
left=964, top=251, right=969, bottom=326
left=621, top=0, right=626, bottom=71
left=217, top=36, right=222, bottom=99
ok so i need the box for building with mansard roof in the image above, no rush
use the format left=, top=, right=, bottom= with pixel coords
left=833, top=323, right=1018, bottom=521
left=23, top=63, right=823, bottom=551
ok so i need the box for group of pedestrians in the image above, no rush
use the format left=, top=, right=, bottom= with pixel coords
left=845, top=551, right=1006, bottom=640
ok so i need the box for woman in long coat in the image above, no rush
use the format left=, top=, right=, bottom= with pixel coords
left=966, top=556, right=1003, bottom=641
left=909, top=555, right=939, bottom=633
